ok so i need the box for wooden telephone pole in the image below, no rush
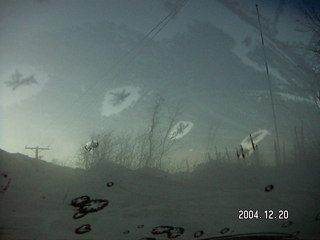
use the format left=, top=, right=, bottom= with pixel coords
left=256, top=4, right=281, bottom=165
left=25, top=146, right=50, bottom=160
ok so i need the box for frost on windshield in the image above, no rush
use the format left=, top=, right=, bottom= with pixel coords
left=101, top=86, right=141, bottom=117
left=316, top=90, right=320, bottom=109
left=168, top=121, right=194, bottom=140
left=0, top=171, right=11, bottom=193
left=71, top=195, right=109, bottom=234
left=237, top=129, right=270, bottom=158
left=0, top=66, right=48, bottom=108
left=84, top=140, right=99, bottom=152
left=5, top=70, right=38, bottom=91
left=110, top=89, right=131, bottom=106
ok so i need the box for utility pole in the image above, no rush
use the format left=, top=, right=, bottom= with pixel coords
left=25, top=146, right=50, bottom=160
left=256, top=4, right=281, bottom=166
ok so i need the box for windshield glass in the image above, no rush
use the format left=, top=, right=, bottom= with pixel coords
left=0, top=1, right=319, bottom=239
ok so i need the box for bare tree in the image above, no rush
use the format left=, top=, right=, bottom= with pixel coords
left=145, top=95, right=163, bottom=168
left=157, top=102, right=182, bottom=168
left=76, top=132, right=117, bottom=170
left=144, top=95, right=182, bottom=169
left=298, top=2, right=320, bottom=58
left=76, top=96, right=182, bottom=170
left=298, top=2, right=320, bottom=88
left=76, top=143, right=97, bottom=170
left=136, top=131, right=149, bottom=168
left=299, top=3, right=320, bottom=38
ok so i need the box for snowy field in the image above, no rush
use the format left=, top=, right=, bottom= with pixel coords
left=1, top=149, right=319, bottom=240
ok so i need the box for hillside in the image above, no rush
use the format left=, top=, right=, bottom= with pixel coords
left=1, top=149, right=319, bottom=240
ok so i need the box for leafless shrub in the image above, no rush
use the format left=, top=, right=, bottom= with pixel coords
left=76, top=96, right=182, bottom=170
left=76, top=142, right=97, bottom=170
left=297, top=2, right=320, bottom=79
left=298, top=2, right=320, bottom=61
left=144, top=95, right=182, bottom=168
left=299, top=2, right=320, bottom=36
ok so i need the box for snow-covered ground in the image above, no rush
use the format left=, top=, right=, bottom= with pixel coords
left=1, top=149, right=319, bottom=239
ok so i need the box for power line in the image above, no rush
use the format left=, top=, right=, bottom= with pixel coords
left=40, top=0, right=189, bottom=147
left=256, top=4, right=281, bottom=165
left=73, top=0, right=189, bottom=145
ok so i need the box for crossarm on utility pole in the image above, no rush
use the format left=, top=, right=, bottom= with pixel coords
left=25, top=146, right=50, bottom=160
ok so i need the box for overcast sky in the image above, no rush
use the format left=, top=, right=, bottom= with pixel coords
left=0, top=0, right=312, bottom=42
left=0, top=0, right=318, bottom=164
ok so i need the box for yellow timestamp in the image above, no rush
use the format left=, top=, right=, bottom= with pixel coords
left=238, top=210, right=289, bottom=220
